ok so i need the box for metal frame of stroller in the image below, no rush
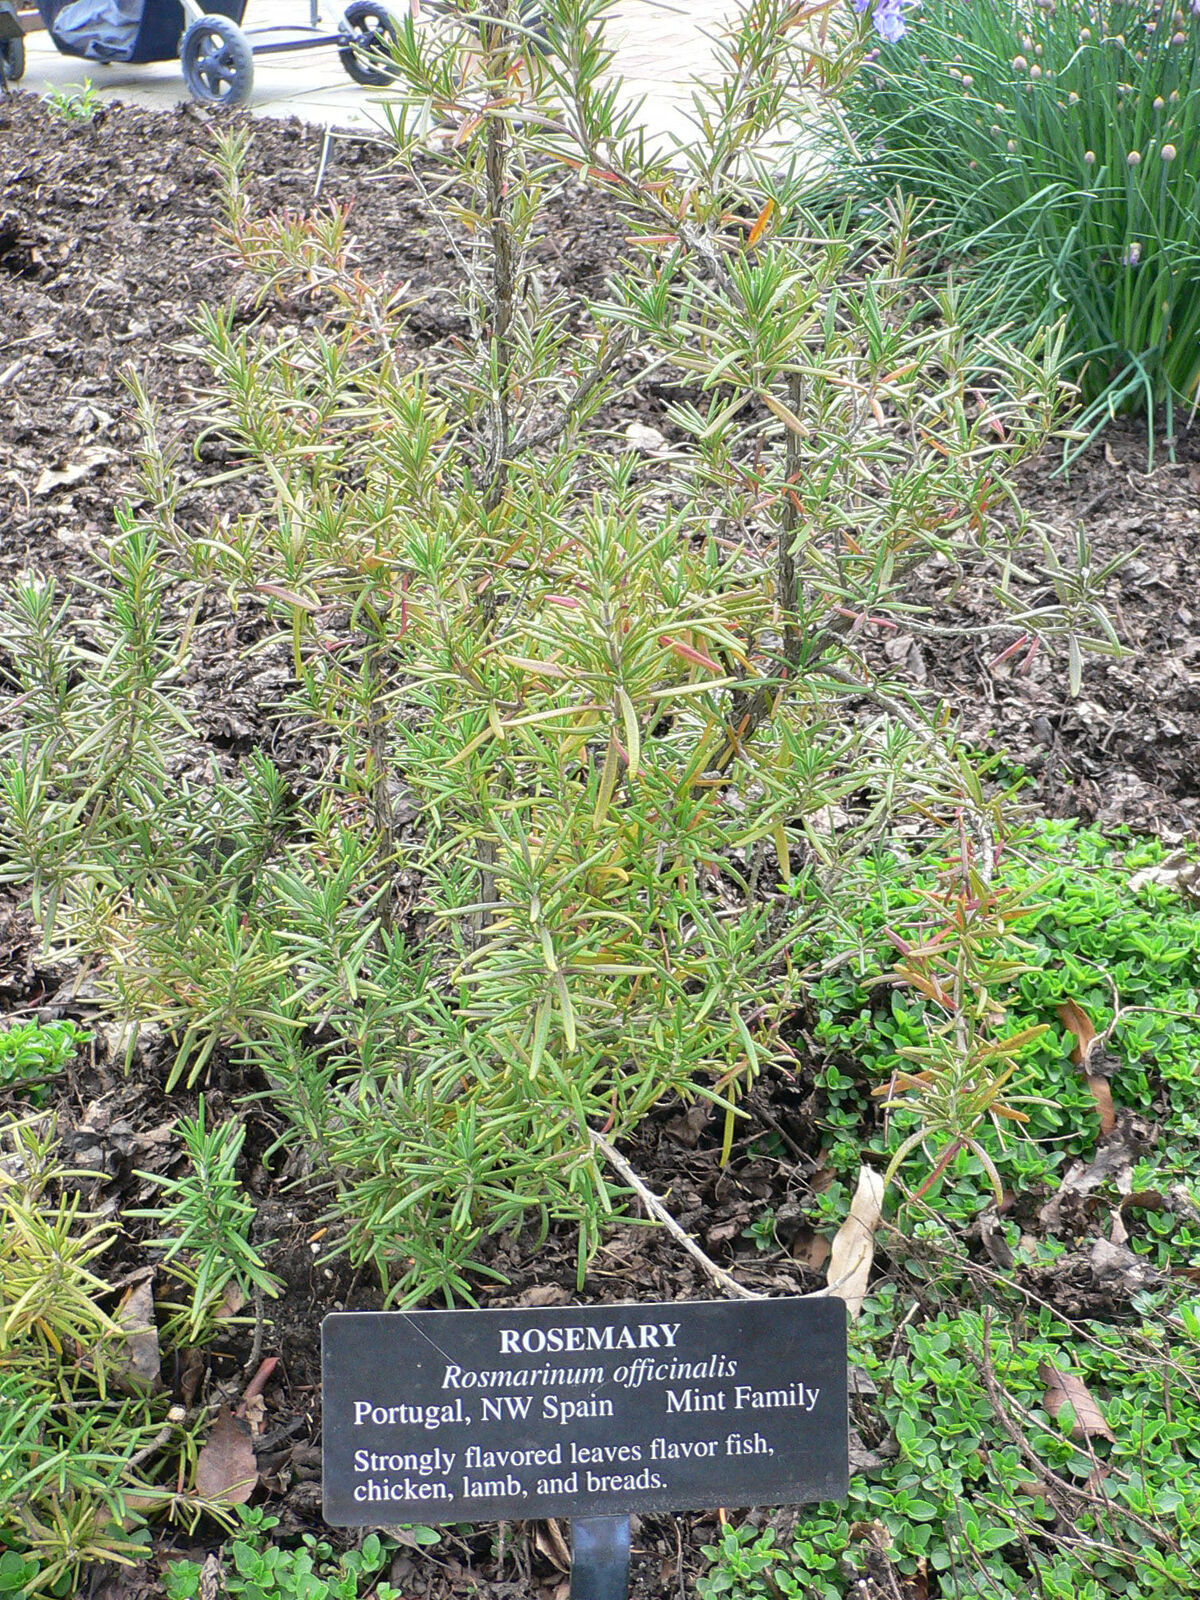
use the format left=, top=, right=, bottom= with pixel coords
left=0, top=0, right=400, bottom=106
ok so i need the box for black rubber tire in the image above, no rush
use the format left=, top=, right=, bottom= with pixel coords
left=338, top=0, right=399, bottom=86
left=180, top=14, right=254, bottom=107
left=0, top=32, right=25, bottom=83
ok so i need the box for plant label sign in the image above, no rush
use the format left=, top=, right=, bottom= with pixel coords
left=322, top=1297, right=848, bottom=1524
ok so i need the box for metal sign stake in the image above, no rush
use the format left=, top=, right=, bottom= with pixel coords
left=570, top=1515, right=631, bottom=1600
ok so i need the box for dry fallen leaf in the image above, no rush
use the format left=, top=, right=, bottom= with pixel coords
left=790, top=1225, right=832, bottom=1273
left=1039, top=1363, right=1114, bottom=1443
left=242, top=1394, right=268, bottom=1437
left=179, top=1347, right=205, bottom=1408
left=34, top=445, right=120, bottom=496
left=624, top=421, right=668, bottom=455
left=1056, top=998, right=1116, bottom=1136
left=114, top=1274, right=161, bottom=1392
left=533, top=1518, right=572, bottom=1571
left=1086, top=1074, right=1116, bottom=1137
left=825, top=1166, right=884, bottom=1319
left=519, top=1284, right=572, bottom=1309
left=194, top=1406, right=257, bottom=1504
left=1129, top=852, right=1200, bottom=905
left=199, top=1552, right=221, bottom=1600
left=1056, top=998, right=1096, bottom=1065
left=215, top=1281, right=245, bottom=1321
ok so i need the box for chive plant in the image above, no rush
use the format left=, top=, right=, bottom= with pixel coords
left=829, top=0, right=1200, bottom=455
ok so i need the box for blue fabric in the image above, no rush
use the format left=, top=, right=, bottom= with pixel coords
left=52, top=0, right=143, bottom=61
left=37, top=0, right=243, bottom=62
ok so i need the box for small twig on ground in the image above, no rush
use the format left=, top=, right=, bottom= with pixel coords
left=242, top=1290, right=266, bottom=1378
left=589, top=1128, right=870, bottom=1302
left=587, top=1127, right=763, bottom=1300
left=123, top=1411, right=185, bottom=1478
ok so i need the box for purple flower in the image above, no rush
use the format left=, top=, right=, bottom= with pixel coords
left=853, top=0, right=919, bottom=43
left=874, top=2, right=910, bottom=40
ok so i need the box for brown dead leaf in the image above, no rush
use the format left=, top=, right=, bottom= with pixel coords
left=1056, top=998, right=1096, bottom=1065
left=194, top=1406, right=257, bottom=1504
left=1129, top=852, right=1200, bottom=905
left=34, top=445, right=120, bottom=496
left=1056, top=999, right=1116, bottom=1135
left=825, top=1166, right=884, bottom=1319
left=519, top=1284, right=572, bottom=1309
left=179, top=1347, right=205, bottom=1407
left=978, top=1211, right=1014, bottom=1271
left=1086, top=1073, right=1116, bottom=1137
left=790, top=1225, right=832, bottom=1273
left=533, top=1519, right=572, bottom=1571
left=1039, top=1363, right=1114, bottom=1443
left=242, top=1394, right=267, bottom=1437
left=215, top=1281, right=244, bottom=1321
left=199, top=1553, right=221, bottom=1600
left=114, top=1274, right=161, bottom=1392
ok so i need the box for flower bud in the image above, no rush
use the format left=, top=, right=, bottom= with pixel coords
left=1154, top=96, right=1165, bottom=110
left=1013, top=54, right=1028, bottom=69
left=1084, top=149, right=1096, bottom=163
left=1172, top=29, right=1186, bottom=42
left=1162, top=143, right=1177, bottom=161
left=1068, top=90, right=1079, bottom=103
left=1007, top=138, right=1017, bottom=152
left=961, top=73, right=973, bottom=86
left=1128, top=149, right=1141, bottom=165
left=1030, top=62, right=1042, bottom=76
left=1080, top=26, right=1091, bottom=38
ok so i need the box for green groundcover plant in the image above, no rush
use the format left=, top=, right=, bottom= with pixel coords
left=700, top=1299, right=1200, bottom=1599
left=709, top=825, right=1200, bottom=1597
left=164, top=1509, right=434, bottom=1600
left=802, top=821, right=1200, bottom=1247
left=827, top=0, right=1200, bottom=453
left=0, top=1020, right=87, bottom=1103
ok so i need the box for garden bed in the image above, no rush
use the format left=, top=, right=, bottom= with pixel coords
left=2, top=85, right=1200, bottom=1600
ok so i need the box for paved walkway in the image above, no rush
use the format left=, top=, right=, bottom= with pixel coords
left=15, top=0, right=743, bottom=140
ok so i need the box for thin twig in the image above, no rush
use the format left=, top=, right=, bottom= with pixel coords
left=588, top=1127, right=763, bottom=1300
left=123, top=1415, right=183, bottom=1478
left=588, top=1126, right=855, bottom=1301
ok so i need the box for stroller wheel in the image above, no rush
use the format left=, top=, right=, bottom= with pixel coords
left=0, top=33, right=25, bottom=83
left=181, top=13, right=254, bottom=107
left=338, top=0, right=399, bottom=86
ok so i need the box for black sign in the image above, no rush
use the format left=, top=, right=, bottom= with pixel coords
left=322, top=1297, right=848, bottom=1525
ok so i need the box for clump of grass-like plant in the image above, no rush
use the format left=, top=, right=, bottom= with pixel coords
left=825, top=0, right=1200, bottom=456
